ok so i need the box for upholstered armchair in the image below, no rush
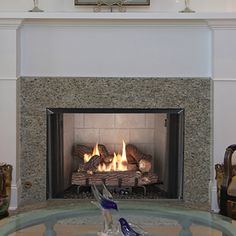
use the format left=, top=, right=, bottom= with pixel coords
left=219, top=145, right=236, bottom=219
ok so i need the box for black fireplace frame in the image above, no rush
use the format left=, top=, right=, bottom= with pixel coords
left=47, top=108, right=184, bottom=200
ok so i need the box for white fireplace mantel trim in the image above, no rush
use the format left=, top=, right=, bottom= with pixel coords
left=1, top=13, right=236, bottom=30
left=22, top=19, right=210, bottom=28
left=0, top=19, right=23, bottom=29
left=1, top=12, right=236, bottom=21
left=207, top=19, right=236, bottom=29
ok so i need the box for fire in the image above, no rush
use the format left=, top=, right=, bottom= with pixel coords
left=121, top=140, right=128, bottom=168
left=84, top=143, right=99, bottom=163
left=84, top=141, right=128, bottom=172
left=92, top=143, right=100, bottom=156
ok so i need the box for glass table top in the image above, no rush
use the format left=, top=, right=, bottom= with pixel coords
left=0, top=201, right=235, bottom=236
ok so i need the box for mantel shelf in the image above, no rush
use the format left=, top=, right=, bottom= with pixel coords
left=0, top=11, right=236, bottom=20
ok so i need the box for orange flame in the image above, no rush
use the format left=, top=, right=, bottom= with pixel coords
left=84, top=143, right=100, bottom=163
left=92, top=143, right=100, bottom=156
left=84, top=141, right=128, bottom=172
left=120, top=140, right=128, bottom=170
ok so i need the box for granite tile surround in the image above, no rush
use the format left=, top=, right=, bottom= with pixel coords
left=17, top=77, right=212, bottom=205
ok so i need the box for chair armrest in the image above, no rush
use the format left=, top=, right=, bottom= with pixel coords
left=222, top=145, right=236, bottom=188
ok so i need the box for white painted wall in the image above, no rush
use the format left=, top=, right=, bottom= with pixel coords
left=211, top=81, right=236, bottom=211
left=0, top=0, right=236, bottom=12
left=214, top=81, right=236, bottom=165
left=0, top=80, right=17, bottom=209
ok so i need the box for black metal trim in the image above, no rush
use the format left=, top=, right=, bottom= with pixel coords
left=46, top=108, right=184, bottom=114
left=166, top=111, right=184, bottom=199
left=47, top=113, right=64, bottom=199
left=46, top=107, right=185, bottom=200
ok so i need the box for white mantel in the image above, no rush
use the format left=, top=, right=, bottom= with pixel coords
left=1, top=11, right=236, bottom=20
left=1, top=12, right=236, bottom=210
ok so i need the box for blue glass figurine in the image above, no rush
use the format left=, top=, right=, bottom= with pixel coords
left=91, top=184, right=118, bottom=211
left=119, top=218, right=147, bottom=236
left=91, top=184, right=119, bottom=235
left=91, top=184, right=146, bottom=236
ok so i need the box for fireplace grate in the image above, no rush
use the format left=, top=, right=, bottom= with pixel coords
left=64, top=184, right=167, bottom=200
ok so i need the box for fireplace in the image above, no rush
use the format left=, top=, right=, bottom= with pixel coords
left=47, top=108, right=184, bottom=200
left=17, top=77, right=211, bottom=205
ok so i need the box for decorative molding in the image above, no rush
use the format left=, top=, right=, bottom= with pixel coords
left=0, top=19, right=24, bottom=30
left=9, top=179, right=21, bottom=210
left=1, top=13, right=236, bottom=30
left=207, top=20, right=236, bottom=30
left=1, top=12, right=236, bottom=20
left=210, top=183, right=220, bottom=213
left=22, top=18, right=209, bottom=29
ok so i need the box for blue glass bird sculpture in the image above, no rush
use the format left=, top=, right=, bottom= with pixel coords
left=119, top=218, right=147, bottom=236
left=102, top=183, right=113, bottom=200
left=91, top=184, right=119, bottom=235
left=91, top=184, right=118, bottom=211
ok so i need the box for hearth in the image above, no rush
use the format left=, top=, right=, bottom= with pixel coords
left=47, top=108, right=184, bottom=200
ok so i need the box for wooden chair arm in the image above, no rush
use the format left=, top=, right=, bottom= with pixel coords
left=222, top=145, right=236, bottom=188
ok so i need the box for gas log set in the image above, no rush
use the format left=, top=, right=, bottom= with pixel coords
left=72, top=141, right=158, bottom=191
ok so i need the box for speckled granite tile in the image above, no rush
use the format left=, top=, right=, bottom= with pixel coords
left=17, top=77, right=212, bottom=205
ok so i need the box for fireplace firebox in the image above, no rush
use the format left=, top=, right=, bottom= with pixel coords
left=47, top=108, right=184, bottom=200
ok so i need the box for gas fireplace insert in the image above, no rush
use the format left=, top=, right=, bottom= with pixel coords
left=47, top=108, right=184, bottom=200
